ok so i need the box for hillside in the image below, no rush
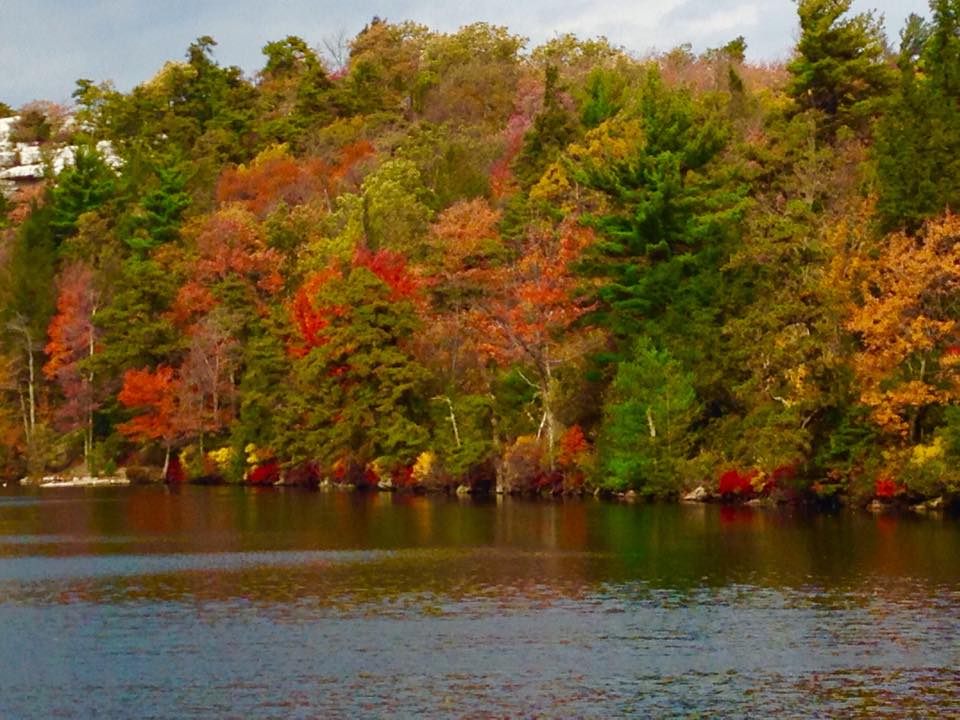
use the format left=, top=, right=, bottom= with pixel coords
left=1, top=2, right=960, bottom=508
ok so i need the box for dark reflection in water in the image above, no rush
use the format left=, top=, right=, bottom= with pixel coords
left=1, top=487, right=959, bottom=718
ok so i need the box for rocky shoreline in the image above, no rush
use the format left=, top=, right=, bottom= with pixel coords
left=7, top=471, right=955, bottom=518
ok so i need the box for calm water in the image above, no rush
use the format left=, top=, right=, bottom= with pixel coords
left=0, top=487, right=959, bottom=718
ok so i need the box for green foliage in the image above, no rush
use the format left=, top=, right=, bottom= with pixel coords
left=333, top=159, right=433, bottom=257
left=49, top=147, right=116, bottom=241
left=3, top=11, right=960, bottom=498
left=91, top=258, right=181, bottom=377
left=429, top=394, right=494, bottom=477
left=396, top=123, right=493, bottom=208
left=571, top=69, right=745, bottom=351
left=787, top=0, right=895, bottom=134
left=874, top=3, right=960, bottom=230
left=0, top=205, right=58, bottom=337
left=579, top=67, right=626, bottom=128
left=121, top=160, right=191, bottom=253
left=597, top=339, right=698, bottom=495
left=278, top=267, right=430, bottom=470
left=512, top=65, right=580, bottom=189
left=230, top=312, right=291, bottom=478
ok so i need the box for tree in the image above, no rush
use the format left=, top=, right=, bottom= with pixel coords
left=471, top=220, right=596, bottom=465
left=172, top=205, right=282, bottom=325
left=49, top=146, right=116, bottom=241
left=787, top=0, right=895, bottom=134
left=279, top=258, right=429, bottom=473
left=598, top=338, right=698, bottom=495
left=123, top=160, right=191, bottom=254
left=512, top=65, right=580, bottom=190
left=177, top=312, right=240, bottom=450
left=874, top=3, right=960, bottom=231
left=845, top=213, right=960, bottom=443
left=0, top=205, right=58, bottom=474
left=327, top=159, right=433, bottom=259
left=569, top=69, right=745, bottom=355
left=44, top=263, right=101, bottom=471
left=117, top=365, right=181, bottom=476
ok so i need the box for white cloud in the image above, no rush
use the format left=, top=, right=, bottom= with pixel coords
left=0, top=0, right=931, bottom=107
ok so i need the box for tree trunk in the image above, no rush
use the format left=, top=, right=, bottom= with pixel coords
left=162, top=444, right=171, bottom=481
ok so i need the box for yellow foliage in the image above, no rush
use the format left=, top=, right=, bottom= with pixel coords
left=412, top=451, right=438, bottom=485
left=529, top=162, right=575, bottom=209
left=245, top=444, right=263, bottom=465
left=911, top=437, right=945, bottom=466
left=208, top=447, right=233, bottom=469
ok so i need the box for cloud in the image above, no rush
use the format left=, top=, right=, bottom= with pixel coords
left=0, top=0, right=931, bottom=107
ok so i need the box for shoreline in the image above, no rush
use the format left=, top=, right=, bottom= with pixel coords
left=4, top=474, right=953, bottom=518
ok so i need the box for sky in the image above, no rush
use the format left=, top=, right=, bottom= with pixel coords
left=0, top=0, right=932, bottom=107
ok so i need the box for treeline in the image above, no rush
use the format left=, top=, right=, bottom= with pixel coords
left=2, top=0, right=960, bottom=504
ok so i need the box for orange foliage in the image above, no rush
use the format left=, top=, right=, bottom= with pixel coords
left=846, top=213, right=960, bottom=438
left=474, top=221, right=595, bottom=368
left=172, top=206, right=282, bottom=325
left=216, top=141, right=374, bottom=217
left=429, top=198, right=502, bottom=273
left=117, top=366, right=180, bottom=444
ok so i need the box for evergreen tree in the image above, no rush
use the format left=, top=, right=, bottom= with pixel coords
left=279, top=265, right=430, bottom=471
left=875, top=2, right=960, bottom=230
left=787, top=0, right=895, bottom=134
left=598, top=338, right=698, bottom=495
left=48, top=147, right=116, bottom=241
left=571, top=69, right=745, bottom=352
left=513, top=65, right=580, bottom=189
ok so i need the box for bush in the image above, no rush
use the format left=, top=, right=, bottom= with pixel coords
left=501, top=436, right=544, bottom=493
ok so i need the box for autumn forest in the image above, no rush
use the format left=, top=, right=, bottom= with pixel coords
left=2, top=0, right=960, bottom=508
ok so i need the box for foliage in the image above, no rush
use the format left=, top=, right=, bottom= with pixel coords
left=787, top=0, right=895, bottom=134
left=4, top=7, right=960, bottom=501
left=597, top=338, right=698, bottom=495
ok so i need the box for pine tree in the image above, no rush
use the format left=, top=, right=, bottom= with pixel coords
left=787, top=0, right=895, bottom=134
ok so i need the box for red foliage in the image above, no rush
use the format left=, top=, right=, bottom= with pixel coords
left=165, top=454, right=186, bottom=483
left=771, top=464, right=796, bottom=486
left=353, top=247, right=422, bottom=302
left=718, top=468, right=758, bottom=497
left=362, top=465, right=380, bottom=488
left=875, top=477, right=903, bottom=499
left=288, top=268, right=344, bottom=357
left=392, top=465, right=415, bottom=488
left=490, top=76, right=542, bottom=198
left=249, top=461, right=281, bottom=486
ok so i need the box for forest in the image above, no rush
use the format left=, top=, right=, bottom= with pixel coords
left=1, top=0, right=959, bottom=507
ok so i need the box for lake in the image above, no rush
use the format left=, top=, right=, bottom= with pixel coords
left=0, top=486, right=958, bottom=718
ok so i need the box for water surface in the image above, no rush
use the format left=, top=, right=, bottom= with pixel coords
left=0, top=486, right=958, bottom=717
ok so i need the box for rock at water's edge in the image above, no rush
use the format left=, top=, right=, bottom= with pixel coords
left=682, top=486, right=709, bottom=503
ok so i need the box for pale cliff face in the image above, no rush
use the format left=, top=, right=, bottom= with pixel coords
left=0, top=113, right=120, bottom=196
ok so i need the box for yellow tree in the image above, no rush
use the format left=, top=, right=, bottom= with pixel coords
left=846, top=213, right=960, bottom=442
